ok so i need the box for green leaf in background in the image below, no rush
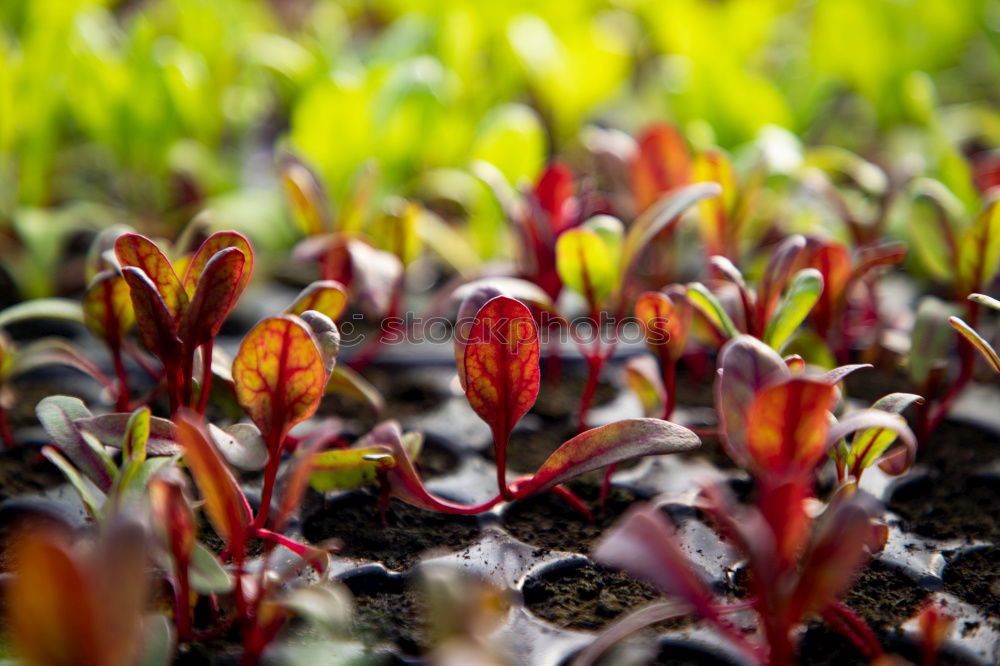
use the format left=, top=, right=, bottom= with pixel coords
left=686, top=282, right=738, bottom=340
left=763, top=268, right=824, bottom=352
left=470, top=103, right=546, bottom=186
left=555, top=216, right=623, bottom=309
left=908, top=296, right=960, bottom=387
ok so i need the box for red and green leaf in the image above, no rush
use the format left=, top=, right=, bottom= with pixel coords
left=745, top=377, right=838, bottom=480
left=115, top=233, right=188, bottom=320
left=287, top=280, right=348, bottom=321
left=120, top=267, right=182, bottom=362
left=232, top=315, right=327, bottom=446
left=181, top=231, right=254, bottom=301
left=631, top=123, right=692, bottom=213
left=635, top=290, right=690, bottom=363
left=175, top=412, right=251, bottom=549
left=82, top=271, right=135, bottom=344
left=462, top=296, right=540, bottom=449
left=178, top=247, right=246, bottom=348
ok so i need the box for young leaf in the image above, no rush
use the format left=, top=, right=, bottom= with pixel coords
left=209, top=423, right=269, bottom=471
left=36, top=395, right=113, bottom=491
left=180, top=231, right=254, bottom=301
left=115, top=233, right=188, bottom=320
left=519, top=418, right=700, bottom=495
left=287, top=280, right=349, bottom=321
left=635, top=291, right=690, bottom=362
left=693, top=149, right=737, bottom=256
left=326, top=365, right=385, bottom=415
left=746, top=377, right=837, bottom=479
left=757, top=235, right=807, bottom=324
left=957, top=199, right=1000, bottom=291
left=75, top=413, right=179, bottom=456
left=178, top=247, right=246, bottom=348
left=624, top=356, right=666, bottom=417
left=0, top=298, right=84, bottom=329
left=909, top=297, right=960, bottom=386
left=322, top=238, right=403, bottom=316
left=715, top=335, right=792, bottom=469
left=308, top=447, right=395, bottom=492
left=805, top=242, right=851, bottom=335
left=174, top=412, right=251, bottom=549
left=620, top=183, right=722, bottom=285
left=762, top=268, right=824, bottom=351
left=631, top=123, right=692, bottom=213
left=534, top=161, right=577, bottom=235
left=686, top=282, right=738, bottom=339
left=232, top=315, right=328, bottom=445
left=41, top=446, right=105, bottom=518
left=279, top=152, right=332, bottom=236
left=949, top=315, right=1000, bottom=372
left=120, top=267, right=182, bottom=362
left=82, top=272, right=135, bottom=344
left=555, top=227, right=618, bottom=308
left=462, top=296, right=540, bottom=456
left=833, top=405, right=919, bottom=477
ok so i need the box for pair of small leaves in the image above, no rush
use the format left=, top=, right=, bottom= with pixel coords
left=116, top=231, right=253, bottom=361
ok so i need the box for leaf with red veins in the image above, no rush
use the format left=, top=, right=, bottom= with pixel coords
left=175, top=411, right=251, bottom=549
left=631, top=123, right=692, bottom=213
left=82, top=270, right=135, bottom=344
left=181, top=231, right=255, bottom=302
left=715, top=335, right=790, bottom=468
left=178, top=247, right=246, bottom=348
left=232, top=315, right=327, bottom=448
left=534, top=161, right=577, bottom=235
left=121, top=267, right=182, bottom=362
left=114, top=233, right=188, bottom=320
left=746, top=377, right=838, bottom=481
left=517, top=418, right=700, bottom=496
left=287, top=280, right=348, bottom=321
left=462, top=296, right=540, bottom=447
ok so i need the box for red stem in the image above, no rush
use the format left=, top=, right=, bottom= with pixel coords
left=661, top=357, right=677, bottom=420
left=0, top=404, right=14, bottom=449
left=494, top=427, right=514, bottom=501
left=111, top=343, right=131, bottom=412
left=253, top=437, right=283, bottom=530
left=173, top=555, right=192, bottom=642
left=196, top=339, right=214, bottom=416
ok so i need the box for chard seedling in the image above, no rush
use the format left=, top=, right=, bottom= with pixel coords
left=280, top=151, right=407, bottom=370
left=578, top=336, right=916, bottom=665
left=232, top=312, right=338, bottom=529
left=907, top=195, right=1000, bottom=434
left=115, top=230, right=254, bottom=415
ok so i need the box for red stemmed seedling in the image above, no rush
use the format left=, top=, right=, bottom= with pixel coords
left=576, top=335, right=917, bottom=665
left=115, top=230, right=253, bottom=415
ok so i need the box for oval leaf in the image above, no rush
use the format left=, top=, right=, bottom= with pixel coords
left=181, top=231, right=254, bottom=301
left=287, top=280, right=348, bottom=321
left=555, top=227, right=617, bottom=308
left=462, top=296, right=540, bottom=445
left=121, top=267, right=182, bottom=362
left=178, top=246, right=246, bottom=348
left=75, top=413, right=179, bottom=456
left=523, top=418, right=700, bottom=495
left=115, top=234, right=188, bottom=320
left=232, top=315, right=327, bottom=446
left=763, top=268, right=824, bottom=351
left=83, top=272, right=135, bottom=343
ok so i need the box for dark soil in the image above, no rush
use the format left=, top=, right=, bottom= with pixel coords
left=843, top=560, right=930, bottom=629
left=341, top=570, right=429, bottom=656
left=501, top=483, right=644, bottom=554
left=301, top=493, right=480, bottom=571
left=888, top=419, right=1000, bottom=542
left=672, top=362, right=717, bottom=409
left=530, top=375, right=616, bottom=422
left=414, top=434, right=460, bottom=478
left=943, top=546, right=1000, bottom=618
left=0, top=447, right=62, bottom=501
left=494, top=424, right=577, bottom=475
left=889, top=475, right=1000, bottom=541
left=523, top=560, right=689, bottom=632
left=198, top=515, right=265, bottom=558
left=321, top=366, right=449, bottom=426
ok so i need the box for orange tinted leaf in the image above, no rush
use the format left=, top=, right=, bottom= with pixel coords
left=121, top=267, right=181, bottom=361
left=82, top=271, right=135, bottom=343
left=149, top=477, right=196, bottom=562
left=181, top=231, right=254, bottom=301
left=179, top=247, right=246, bottom=348
left=7, top=534, right=104, bottom=666
left=631, top=123, right=692, bottom=213
left=279, top=152, right=332, bottom=236
left=114, top=233, right=187, bottom=320
left=232, top=315, right=327, bottom=444
left=635, top=291, right=691, bottom=363
left=521, top=419, right=699, bottom=495
left=746, top=378, right=837, bottom=479
left=287, top=280, right=348, bottom=321
left=462, top=296, right=539, bottom=445
left=693, top=150, right=736, bottom=256
left=175, top=412, right=251, bottom=547
left=805, top=241, right=851, bottom=334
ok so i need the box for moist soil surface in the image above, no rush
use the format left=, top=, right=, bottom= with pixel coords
left=943, top=546, right=1000, bottom=618
left=342, top=570, right=430, bottom=656
left=0, top=446, right=62, bottom=501
left=301, top=492, right=480, bottom=571
left=522, top=560, right=689, bottom=632
left=888, top=420, right=1000, bottom=542
left=530, top=375, right=616, bottom=422
left=501, top=482, right=644, bottom=554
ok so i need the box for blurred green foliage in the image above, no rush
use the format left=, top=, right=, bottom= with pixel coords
left=1, top=0, right=998, bottom=294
